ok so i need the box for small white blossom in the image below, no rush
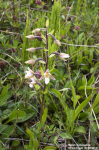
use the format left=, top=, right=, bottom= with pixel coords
left=40, top=69, right=55, bottom=84
left=25, top=67, right=34, bottom=79
left=28, top=76, right=37, bottom=88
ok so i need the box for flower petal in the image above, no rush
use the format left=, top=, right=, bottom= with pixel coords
left=45, top=77, right=50, bottom=84
left=29, top=84, right=33, bottom=88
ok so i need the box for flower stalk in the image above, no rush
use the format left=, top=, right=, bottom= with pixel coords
left=40, top=28, right=49, bottom=121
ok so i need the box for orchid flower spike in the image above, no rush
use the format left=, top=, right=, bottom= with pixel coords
left=39, top=69, right=55, bottom=84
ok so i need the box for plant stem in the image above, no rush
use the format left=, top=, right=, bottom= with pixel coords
left=45, top=28, right=48, bottom=70
left=40, top=28, right=48, bottom=121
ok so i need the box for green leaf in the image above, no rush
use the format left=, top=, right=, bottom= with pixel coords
left=71, top=82, right=80, bottom=108
left=82, top=76, right=86, bottom=86
left=43, top=146, right=57, bottom=150
left=77, top=47, right=82, bottom=66
left=52, top=68, right=62, bottom=79
left=87, top=76, right=94, bottom=86
left=66, top=108, right=75, bottom=124
left=51, top=89, right=68, bottom=117
left=0, top=84, right=12, bottom=106
left=46, top=19, right=49, bottom=27
left=29, top=91, right=37, bottom=99
left=6, top=110, right=26, bottom=123
left=43, top=89, right=48, bottom=94
left=34, top=84, right=40, bottom=90
left=0, top=141, right=1, bottom=150
left=41, top=107, right=47, bottom=125
left=41, top=34, right=46, bottom=44
left=59, top=132, right=72, bottom=139
left=92, top=92, right=99, bottom=109
left=17, top=109, right=35, bottom=123
left=74, top=126, right=86, bottom=133
left=51, top=89, right=62, bottom=99
left=0, top=125, right=14, bottom=139
left=0, top=125, right=8, bottom=134
left=24, top=145, right=30, bottom=150
left=54, top=136, right=59, bottom=147
left=89, top=49, right=93, bottom=63
left=91, top=122, right=97, bottom=132
left=26, top=128, right=34, bottom=139
left=74, top=91, right=95, bottom=120
left=1, top=84, right=11, bottom=94
left=44, top=48, right=48, bottom=52
left=26, top=128, right=38, bottom=149
left=39, top=60, right=46, bottom=64
left=49, top=54, right=55, bottom=58
left=48, top=29, right=55, bottom=35
left=59, top=88, right=70, bottom=92
left=87, top=92, right=99, bottom=112
left=78, top=32, right=84, bottom=42
left=12, top=140, right=20, bottom=146
left=78, top=86, right=95, bottom=90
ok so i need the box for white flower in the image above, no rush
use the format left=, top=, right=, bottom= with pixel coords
left=59, top=53, right=70, bottom=61
left=25, top=67, right=34, bottom=79
left=40, top=69, right=55, bottom=84
left=28, top=76, right=37, bottom=88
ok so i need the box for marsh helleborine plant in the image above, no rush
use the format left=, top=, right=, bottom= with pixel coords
left=25, top=21, right=70, bottom=120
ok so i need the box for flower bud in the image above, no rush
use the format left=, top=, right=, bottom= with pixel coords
left=54, top=39, right=61, bottom=46
left=32, top=28, right=46, bottom=34
left=32, top=28, right=40, bottom=34
left=26, top=48, right=36, bottom=52
left=26, top=35, right=35, bottom=39
left=25, top=59, right=35, bottom=65
left=48, top=34, right=61, bottom=46
left=59, top=53, right=70, bottom=61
